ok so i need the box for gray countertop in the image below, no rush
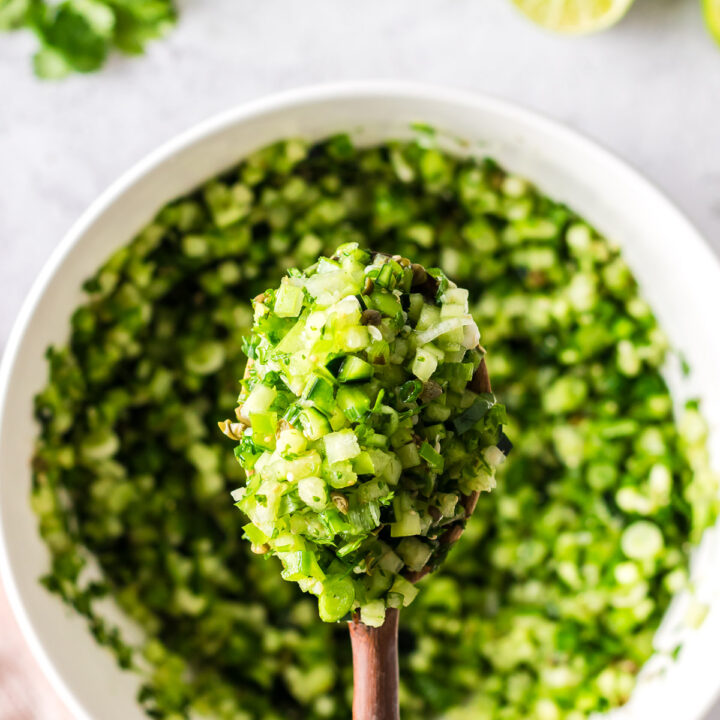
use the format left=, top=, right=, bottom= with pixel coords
left=1, top=0, right=719, bottom=717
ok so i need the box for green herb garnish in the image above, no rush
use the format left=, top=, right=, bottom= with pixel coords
left=1, top=0, right=177, bottom=78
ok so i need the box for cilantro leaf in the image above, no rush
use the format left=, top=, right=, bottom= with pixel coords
left=1, top=0, right=176, bottom=78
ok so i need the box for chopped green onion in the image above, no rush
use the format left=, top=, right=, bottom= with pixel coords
left=30, top=134, right=717, bottom=720
left=226, top=242, right=504, bottom=626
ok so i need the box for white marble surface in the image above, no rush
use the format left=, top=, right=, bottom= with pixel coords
left=1, top=0, right=720, bottom=717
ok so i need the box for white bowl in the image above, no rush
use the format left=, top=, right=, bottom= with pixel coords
left=2, top=82, right=720, bottom=720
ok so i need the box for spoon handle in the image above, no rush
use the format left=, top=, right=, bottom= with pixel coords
left=348, top=608, right=400, bottom=720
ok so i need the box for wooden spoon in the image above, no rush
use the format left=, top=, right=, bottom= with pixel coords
left=240, top=275, right=492, bottom=720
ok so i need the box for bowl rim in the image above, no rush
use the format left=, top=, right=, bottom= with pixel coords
left=2, top=79, right=719, bottom=720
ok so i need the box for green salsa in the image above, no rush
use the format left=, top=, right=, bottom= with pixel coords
left=32, top=134, right=718, bottom=719
left=227, top=244, right=506, bottom=626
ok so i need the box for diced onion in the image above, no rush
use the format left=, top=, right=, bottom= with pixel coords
left=415, top=317, right=475, bottom=345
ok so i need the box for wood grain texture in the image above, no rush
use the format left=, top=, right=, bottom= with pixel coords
left=348, top=608, right=400, bottom=720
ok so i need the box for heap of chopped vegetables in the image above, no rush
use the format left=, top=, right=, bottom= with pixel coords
left=223, top=244, right=507, bottom=626
left=31, top=135, right=718, bottom=720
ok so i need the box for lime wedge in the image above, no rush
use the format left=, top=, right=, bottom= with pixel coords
left=511, top=0, right=636, bottom=34
left=703, top=0, right=720, bottom=46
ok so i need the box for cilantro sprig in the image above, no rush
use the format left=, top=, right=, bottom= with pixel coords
left=0, top=0, right=177, bottom=79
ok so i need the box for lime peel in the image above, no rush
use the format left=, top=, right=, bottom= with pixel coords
left=703, top=0, right=720, bottom=46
